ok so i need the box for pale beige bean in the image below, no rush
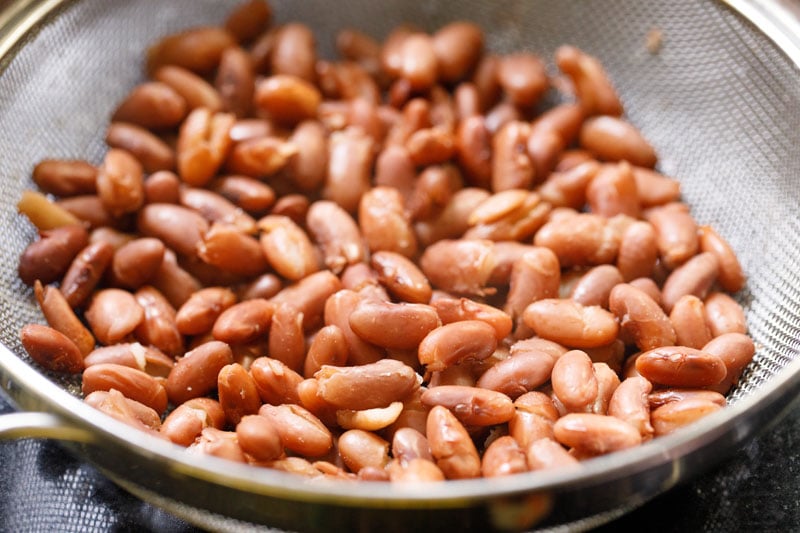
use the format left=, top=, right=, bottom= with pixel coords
left=32, top=159, right=97, bottom=197
left=258, top=215, right=320, bottom=281
left=492, top=121, right=534, bottom=191
left=236, top=414, right=283, bottom=462
left=481, top=436, right=528, bottom=478
left=426, top=405, right=481, bottom=480
left=316, top=358, right=418, bottom=410
left=580, top=116, right=656, bottom=168
left=617, top=220, right=658, bottom=281
left=175, top=287, right=236, bottom=336
left=161, top=397, right=225, bottom=446
left=476, top=349, right=554, bottom=399
left=20, top=323, right=84, bottom=374
left=608, top=376, right=654, bottom=440
left=349, top=299, right=440, bottom=350
left=555, top=45, right=622, bottom=116
left=661, top=252, right=719, bottom=313
left=704, top=292, right=747, bottom=336
left=526, top=438, right=579, bottom=471
left=432, top=296, right=512, bottom=341
left=421, top=385, right=514, bottom=426
left=533, top=213, right=619, bottom=267
left=699, top=225, right=745, bottom=293
left=609, top=283, right=676, bottom=351
left=570, top=265, right=623, bottom=309
left=359, top=187, right=418, bottom=258
left=323, top=127, right=375, bottom=213
left=83, top=342, right=174, bottom=378
left=418, top=320, right=498, bottom=372
left=268, top=303, right=306, bottom=372
left=323, top=289, right=384, bottom=366
left=111, top=237, right=165, bottom=290
left=82, top=363, right=168, bottom=415
left=635, top=346, right=726, bottom=387
left=651, top=398, right=722, bottom=437
left=133, top=286, right=183, bottom=357
left=586, top=162, right=640, bottom=218
left=554, top=413, right=642, bottom=455
left=272, top=271, right=342, bottom=331
left=465, top=190, right=551, bottom=242
left=336, top=401, right=404, bottom=431
left=669, top=295, right=713, bottom=349
left=306, top=200, right=367, bottom=274
left=106, top=122, right=175, bottom=173
left=631, top=167, right=681, bottom=207
left=166, top=340, right=234, bottom=405
left=522, top=299, right=619, bottom=349
left=270, top=23, right=317, bottom=83
left=147, top=26, right=236, bottom=75
left=420, top=239, right=496, bottom=296
left=112, top=82, right=187, bottom=129
left=338, top=429, right=391, bottom=473
left=250, top=356, right=303, bottom=406
left=212, top=298, right=274, bottom=345
left=84, top=288, right=144, bottom=345
left=254, top=74, right=321, bottom=126
left=176, top=108, right=235, bottom=187
left=137, top=203, right=209, bottom=257
left=702, top=332, right=755, bottom=394
left=551, top=350, right=598, bottom=413
left=259, top=403, right=333, bottom=457
left=97, top=148, right=145, bottom=217
left=648, top=388, right=727, bottom=410
left=154, top=65, right=223, bottom=112
left=218, top=363, right=262, bottom=425
left=645, top=203, right=699, bottom=271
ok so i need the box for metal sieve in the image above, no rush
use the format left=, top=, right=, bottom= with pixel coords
left=0, top=0, right=799, bottom=531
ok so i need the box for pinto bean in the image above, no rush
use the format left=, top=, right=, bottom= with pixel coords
left=426, top=405, right=481, bottom=480
left=111, top=237, right=165, bottom=290
left=59, top=241, right=114, bottom=309
left=420, top=239, right=496, bottom=296
left=569, top=265, right=623, bottom=309
left=82, top=363, right=168, bottom=415
left=609, top=283, right=675, bottom=351
left=636, top=346, right=726, bottom=388
left=616, top=220, right=658, bottom=281
left=608, top=377, right=654, bottom=440
left=268, top=303, right=306, bottom=372
left=631, top=167, right=681, bottom=207
left=699, top=225, right=745, bottom=293
left=455, top=115, right=492, bottom=189
left=702, top=333, right=755, bottom=394
left=306, top=200, right=367, bottom=274
left=418, top=320, right=497, bottom=372
left=491, top=121, right=534, bottom=191
left=533, top=213, right=619, bottom=267
left=85, top=389, right=162, bottom=434
left=112, top=82, right=187, bottom=129
left=259, top=403, right=333, bottom=457
left=586, top=162, right=640, bottom=218
left=526, top=438, right=579, bottom=471
left=431, top=296, right=512, bottom=341
left=550, top=350, right=597, bottom=413
left=258, top=215, right=320, bottom=281
left=161, top=397, right=225, bottom=446
left=704, top=292, right=747, bottom=337
left=137, top=203, right=209, bottom=257
left=147, top=26, right=236, bottom=75
left=481, top=436, right=528, bottom=478
left=323, top=127, right=375, bottom=213
left=421, top=385, right=514, bottom=426
left=133, top=286, right=184, bottom=357
left=476, top=349, right=554, bottom=399
left=555, top=45, right=623, bottom=117
left=349, top=299, right=440, bottom=350
left=215, top=47, right=255, bottom=118
left=660, top=252, right=719, bottom=313
left=255, top=74, right=321, bottom=126
left=176, top=108, right=235, bottom=187
left=497, top=52, right=548, bottom=109
left=236, top=414, right=283, bottom=462
left=523, top=299, right=618, bottom=349
left=18, top=225, right=89, bottom=286
left=651, top=398, right=722, bottom=437
left=554, top=413, right=642, bottom=455
left=84, top=342, right=174, bottom=378
left=211, top=175, right=275, bottom=215
left=359, top=187, right=418, bottom=258
left=20, top=324, right=84, bottom=374
left=155, top=65, right=223, bottom=112
left=648, top=388, right=727, bottom=410
left=84, top=288, right=144, bottom=345
left=225, top=135, right=297, bottom=178
left=106, top=122, right=175, bottom=173
left=580, top=116, right=656, bottom=168
left=32, top=159, right=97, bottom=197
left=166, top=340, right=234, bottom=404
left=271, top=23, right=317, bottom=83
left=315, top=359, right=418, bottom=411
left=97, top=148, right=145, bottom=217
left=644, top=203, right=699, bottom=271
left=669, top=295, right=713, bottom=349
left=338, top=429, right=391, bottom=473
left=272, top=271, right=342, bottom=331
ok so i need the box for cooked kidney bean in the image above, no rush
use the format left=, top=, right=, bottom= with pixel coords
left=16, top=5, right=757, bottom=484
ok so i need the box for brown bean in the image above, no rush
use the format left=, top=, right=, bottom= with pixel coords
left=212, top=298, right=273, bottom=345
left=259, top=403, right=332, bottom=457
left=555, top=45, right=622, bottom=117
left=481, top=436, right=528, bottom=478
left=431, top=296, right=512, bottom=341
left=609, top=283, right=676, bottom=351
left=151, top=249, right=203, bottom=309
left=414, top=188, right=490, bottom=247
left=407, top=164, right=462, bottom=221
left=368, top=251, right=429, bottom=304
left=631, top=167, right=681, bottom=207
left=648, top=388, right=727, bottom=410
left=272, top=271, right=342, bottom=331
left=154, top=65, right=223, bottom=112
left=176, top=108, right=235, bottom=187
left=533, top=213, right=619, bottom=267
left=20, top=323, right=84, bottom=374
left=336, top=429, right=389, bottom=474
left=143, top=170, right=181, bottom=204
left=661, top=252, right=719, bottom=313
left=554, top=413, right=642, bottom=455
left=112, top=82, right=187, bottom=129
left=190, top=427, right=247, bottom=463
left=651, top=398, right=722, bottom=437
left=421, top=385, right=514, bottom=426
left=704, top=292, right=747, bottom=337
left=349, top=299, right=440, bottom=350
left=323, top=127, right=375, bottom=214
left=254, top=74, right=321, bottom=126
left=586, top=162, right=640, bottom=218
left=669, top=295, right=713, bottom=349
left=702, top=332, right=755, bottom=394
left=258, top=215, right=320, bottom=281
left=105, top=122, right=175, bottom=173
left=569, top=265, right=623, bottom=309
left=420, top=239, right=496, bottom=296
left=476, top=349, right=554, bottom=400
left=217, top=363, right=262, bottom=425
left=111, top=237, right=165, bottom=290
left=699, top=225, right=745, bottom=293
left=270, top=23, right=317, bottom=83
left=173, top=288, right=235, bottom=337
left=137, top=203, right=209, bottom=257
left=225, top=136, right=297, bottom=178
left=32, top=159, right=97, bottom=197
left=84, top=343, right=174, bottom=378
left=431, top=21, right=483, bottom=83
left=82, top=363, right=168, bottom=414
left=526, top=127, right=564, bottom=182
left=580, top=116, right=656, bottom=168
left=616, top=220, right=658, bottom=281
left=359, top=187, right=418, bottom=258
left=306, top=201, right=367, bottom=274
left=491, top=121, right=534, bottom=191
left=455, top=115, right=492, bottom=189
left=526, top=438, right=579, bottom=471
left=147, top=26, right=236, bottom=75
left=304, top=326, right=348, bottom=378
left=551, top=350, right=598, bottom=413
left=315, top=359, right=418, bottom=411
left=215, top=47, right=255, bottom=118
left=18, top=225, right=89, bottom=286
left=59, top=241, right=114, bottom=309
left=211, top=175, right=275, bottom=215
left=161, top=397, right=225, bottom=446
left=426, top=405, right=481, bottom=480
left=608, top=376, right=654, bottom=440
left=497, top=52, right=548, bottom=109
left=52, top=195, right=112, bottom=230
left=179, top=186, right=257, bottom=234
left=418, top=320, right=498, bottom=372
left=285, top=120, right=328, bottom=192
left=392, top=427, right=433, bottom=464
left=84, top=288, right=144, bottom=345
left=466, top=190, right=551, bottom=242
left=197, top=223, right=268, bottom=278
left=537, top=160, right=599, bottom=210
left=644, top=203, right=699, bottom=271
left=133, top=286, right=183, bottom=357
left=85, top=389, right=162, bottom=434
left=225, top=0, right=271, bottom=43
left=636, top=346, right=726, bottom=387
left=249, top=356, right=303, bottom=406
left=268, top=303, right=306, bottom=372
left=509, top=392, right=558, bottom=448
left=96, top=148, right=145, bottom=217
left=523, top=299, right=619, bottom=349
left=166, top=341, right=233, bottom=405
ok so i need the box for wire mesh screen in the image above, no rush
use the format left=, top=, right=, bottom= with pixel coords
left=0, top=0, right=798, bottom=414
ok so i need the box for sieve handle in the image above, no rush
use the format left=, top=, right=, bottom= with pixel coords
left=0, top=411, right=94, bottom=442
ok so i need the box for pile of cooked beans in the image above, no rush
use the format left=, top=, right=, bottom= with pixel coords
left=16, top=0, right=753, bottom=482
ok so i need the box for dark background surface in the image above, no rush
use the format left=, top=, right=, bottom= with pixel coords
left=0, top=391, right=798, bottom=532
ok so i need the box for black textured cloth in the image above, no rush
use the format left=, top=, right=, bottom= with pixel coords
left=0, top=392, right=798, bottom=532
